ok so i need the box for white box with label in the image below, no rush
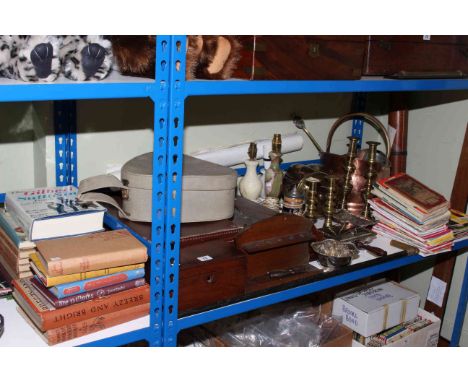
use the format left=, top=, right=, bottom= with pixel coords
left=352, top=308, right=441, bottom=347
left=332, top=281, right=420, bottom=337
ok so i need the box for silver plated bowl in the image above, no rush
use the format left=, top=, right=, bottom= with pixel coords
left=311, top=239, right=358, bottom=268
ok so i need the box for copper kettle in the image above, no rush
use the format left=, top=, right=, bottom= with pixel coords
left=294, top=112, right=391, bottom=215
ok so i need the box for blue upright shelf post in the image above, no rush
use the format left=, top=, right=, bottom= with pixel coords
left=54, top=101, right=78, bottom=187
left=147, top=36, right=172, bottom=346
left=450, top=255, right=468, bottom=347
left=351, top=93, right=366, bottom=149
left=160, top=36, right=186, bottom=347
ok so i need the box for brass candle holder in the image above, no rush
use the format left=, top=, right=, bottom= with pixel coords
left=362, top=141, right=380, bottom=219
left=303, top=176, right=320, bottom=221
left=340, top=136, right=359, bottom=210
left=272, top=133, right=282, bottom=154
left=323, top=175, right=339, bottom=230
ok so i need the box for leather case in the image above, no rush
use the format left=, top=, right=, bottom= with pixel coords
left=78, top=154, right=238, bottom=223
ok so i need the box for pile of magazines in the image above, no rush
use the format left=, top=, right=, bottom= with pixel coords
left=448, top=209, right=468, bottom=244
left=369, top=173, right=453, bottom=256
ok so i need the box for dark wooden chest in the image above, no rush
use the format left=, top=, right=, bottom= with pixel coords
left=363, top=35, right=468, bottom=77
left=179, top=239, right=246, bottom=313
left=233, top=36, right=366, bottom=80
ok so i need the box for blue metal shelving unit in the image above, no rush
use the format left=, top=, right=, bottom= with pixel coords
left=1, top=35, right=468, bottom=347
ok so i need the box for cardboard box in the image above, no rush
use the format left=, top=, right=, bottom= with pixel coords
left=332, top=281, right=420, bottom=337
left=352, top=308, right=441, bottom=347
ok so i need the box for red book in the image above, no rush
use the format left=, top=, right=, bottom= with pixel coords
left=18, top=302, right=149, bottom=345
left=12, top=277, right=149, bottom=331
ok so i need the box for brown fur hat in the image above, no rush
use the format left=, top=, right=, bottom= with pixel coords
left=109, top=35, right=241, bottom=80
left=193, top=35, right=242, bottom=80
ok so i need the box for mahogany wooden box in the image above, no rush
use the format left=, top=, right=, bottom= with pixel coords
left=179, top=239, right=246, bottom=313
left=363, top=35, right=468, bottom=77
left=233, top=36, right=366, bottom=80
left=236, top=214, right=318, bottom=279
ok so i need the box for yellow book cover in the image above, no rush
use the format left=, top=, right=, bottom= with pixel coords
left=30, top=252, right=144, bottom=287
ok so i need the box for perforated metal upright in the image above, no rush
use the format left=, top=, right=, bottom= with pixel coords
left=351, top=93, right=367, bottom=148
left=54, top=101, right=78, bottom=187
left=148, top=36, right=186, bottom=347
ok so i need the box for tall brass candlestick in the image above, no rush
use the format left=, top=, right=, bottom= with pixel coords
left=303, top=177, right=320, bottom=221
left=340, top=136, right=359, bottom=210
left=362, top=141, right=380, bottom=219
left=324, top=175, right=339, bottom=229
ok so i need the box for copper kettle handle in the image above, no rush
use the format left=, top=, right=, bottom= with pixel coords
left=325, top=112, right=391, bottom=158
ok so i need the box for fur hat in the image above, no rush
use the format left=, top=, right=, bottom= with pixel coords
left=109, top=35, right=242, bottom=80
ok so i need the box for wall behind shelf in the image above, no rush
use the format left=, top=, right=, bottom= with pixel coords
left=398, top=92, right=468, bottom=345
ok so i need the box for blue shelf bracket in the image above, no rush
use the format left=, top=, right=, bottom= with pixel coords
left=351, top=93, right=367, bottom=149
left=53, top=101, right=77, bottom=187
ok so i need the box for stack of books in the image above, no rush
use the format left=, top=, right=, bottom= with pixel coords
left=369, top=173, right=453, bottom=256
left=0, top=209, right=36, bottom=280
left=1, top=185, right=150, bottom=345
left=353, top=313, right=435, bottom=346
left=13, top=229, right=149, bottom=345
left=448, top=209, right=468, bottom=244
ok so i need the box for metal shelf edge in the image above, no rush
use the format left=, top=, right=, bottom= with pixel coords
left=78, top=327, right=150, bottom=347
left=185, top=79, right=468, bottom=97
left=0, top=82, right=153, bottom=102
left=177, top=254, right=423, bottom=331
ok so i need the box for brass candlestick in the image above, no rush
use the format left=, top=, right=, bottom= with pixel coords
left=324, top=175, right=339, bottom=229
left=340, top=136, right=359, bottom=210
left=362, top=141, right=380, bottom=219
left=303, top=176, right=320, bottom=221
left=272, top=133, right=282, bottom=154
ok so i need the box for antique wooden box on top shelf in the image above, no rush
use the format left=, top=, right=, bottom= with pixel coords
left=363, top=35, right=468, bottom=78
left=234, top=36, right=367, bottom=80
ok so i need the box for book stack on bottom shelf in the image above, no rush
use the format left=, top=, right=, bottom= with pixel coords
left=12, top=229, right=150, bottom=345
left=0, top=209, right=36, bottom=280
left=369, top=173, right=453, bottom=255
left=332, top=280, right=441, bottom=347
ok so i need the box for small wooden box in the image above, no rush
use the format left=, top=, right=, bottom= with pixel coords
left=234, top=36, right=366, bottom=80
left=179, top=239, right=246, bottom=313
left=236, top=214, right=319, bottom=279
left=363, top=35, right=468, bottom=77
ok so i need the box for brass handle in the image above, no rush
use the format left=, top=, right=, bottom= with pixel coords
left=326, top=112, right=391, bottom=158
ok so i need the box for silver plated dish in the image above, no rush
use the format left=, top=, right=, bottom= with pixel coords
left=311, top=239, right=358, bottom=268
